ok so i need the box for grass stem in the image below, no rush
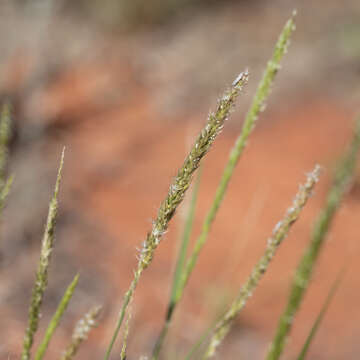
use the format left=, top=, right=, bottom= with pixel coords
left=202, top=165, right=320, bottom=358
left=266, top=118, right=360, bottom=360
left=104, top=71, right=248, bottom=360
left=34, top=274, right=79, bottom=360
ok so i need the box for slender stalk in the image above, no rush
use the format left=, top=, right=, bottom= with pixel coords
left=104, top=71, right=249, bottom=360
left=21, top=148, right=65, bottom=360
left=266, top=118, right=360, bottom=360
left=202, top=165, right=321, bottom=359
left=34, top=274, right=79, bottom=360
left=184, top=321, right=216, bottom=360
left=120, top=305, right=132, bottom=360
left=176, top=8, right=297, bottom=334
left=150, top=13, right=296, bottom=359
left=297, top=268, right=345, bottom=360
left=152, top=170, right=202, bottom=359
left=60, top=306, right=102, bottom=360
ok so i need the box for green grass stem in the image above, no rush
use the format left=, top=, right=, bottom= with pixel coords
left=120, top=305, right=132, bottom=360
left=150, top=13, right=296, bottom=359
left=104, top=70, right=248, bottom=360
left=21, top=148, right=65, bottom=360
left=202, top=165, right=320, bottom=358
left=34, top=274, right=79, bottom=360
left=297, top=268, right=345, bottom=360
left=266, top=118, right=360, bottom=360
left=152, top=170, right=202, bottom=359
left=176, top=9, right=297, bottom=328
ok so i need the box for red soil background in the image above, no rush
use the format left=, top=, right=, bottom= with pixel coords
left=0, top=1, right=360, bottom=359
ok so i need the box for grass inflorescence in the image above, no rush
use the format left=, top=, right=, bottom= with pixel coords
left=21, top=148, right=65, bottom=360
left=266, top=117, right=360, bottom=360
left=152, top=12, right=296, bottom=359
left=202, top=165, right=321, bottom=358
left=61, top=306, right=102, bottom=360
left=104, top=69, right=249, bottom=360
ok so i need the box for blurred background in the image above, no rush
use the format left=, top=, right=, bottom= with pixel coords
left=0, top=0, right=359, bottom=359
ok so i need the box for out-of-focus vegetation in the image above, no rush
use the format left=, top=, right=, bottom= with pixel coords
left=62, top=0, right=244, bottom=30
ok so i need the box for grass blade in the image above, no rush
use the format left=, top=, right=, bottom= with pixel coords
left=177, top=9, right=297, bottom=322
left=152, top=170, right=202, bottom=359
left=297, top=268, right=345, bottom=360
left=21, top=148, right=65, bottom=360
left=34, top=274, right=79, bottom=360
left=202, top=165, right=320, bottom=359
left=60, top=305, right=102, bottom=360
left=266, top=118, right=360, bottom=360
left=104, top=71, right=248, bottom=360
left=151, top=13, right=296, bottom=359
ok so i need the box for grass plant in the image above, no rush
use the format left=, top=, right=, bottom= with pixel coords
left=201, top=165, right=321, bottom=358
left=0, top=8, right=358, bottom=360
left=21, top=148, right=65, bottom=360
left=60, top=306, right=102, bottom=360
left=104, top=68, right=249, bottom=360
left=266, top=118, right=360, bottom=360
left=34, top=274, right=79, bottom=360
left=152, top=12, right=296, bottom=359
left=296, top=267, right=345, bottom=360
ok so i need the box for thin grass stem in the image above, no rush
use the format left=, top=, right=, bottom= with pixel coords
left=34, top=274, right=79, bottom=360
left=266, top=118, right=360, bottom=360
left=152, top=170, right=202, bottom=359
left=120, top=305, right=132, bottom=360
left=21, top=148, right=65, bottom=360
left=175, top=9, right=297, bottom=333
left=297, top=267, right=345, bottom=360
left=202, top=165, right=320, bottom=359
left=104, top=70, right=248, bottom=360
left=149, top=13, right=296, bottom=359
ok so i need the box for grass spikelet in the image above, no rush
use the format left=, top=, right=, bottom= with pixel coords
left=104, top=71, right=248, bottom=360
left=150, top=14, right=296, bottom=359
left=152, top=170, right=202, bottom=359
left=202, top=165, right=321, bottom=359
left=174, top=9, right=297, bottom=327
left=34, top=274, right=79, bottom=360
left=61, top=305, right=102, bottom=360
left=266, top=118, right=360, bottom=360
left=297, top=268, right=345, bottom=360
left=21, top=148, right=65, bottom=360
